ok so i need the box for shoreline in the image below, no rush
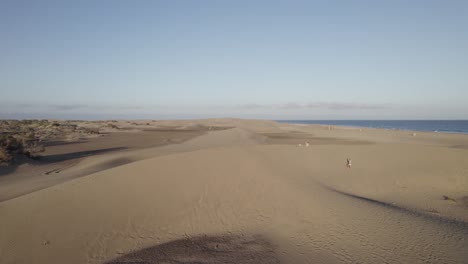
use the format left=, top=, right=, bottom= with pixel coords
left=276, top=120, right=468, bottom=135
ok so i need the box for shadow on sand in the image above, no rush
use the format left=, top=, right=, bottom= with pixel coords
left=42, top=140, right=89, bottom=147
left=318, top=182, right=468, bottom=230
left=0, top=164, right=18, bottom=177
left=39, top=147, right=127, bottom=163
left=0, top=147, right=127, bottom=177
left=105, top=234, right=279, bottom=264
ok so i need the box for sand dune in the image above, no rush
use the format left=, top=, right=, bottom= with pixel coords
left=1, top=119, right=467, bottom=263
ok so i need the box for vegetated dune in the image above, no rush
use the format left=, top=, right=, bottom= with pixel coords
left=1, top=119, right=467, bottom=263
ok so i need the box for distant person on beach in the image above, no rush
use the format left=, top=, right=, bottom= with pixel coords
left=346, top=158, right=352, bottom=169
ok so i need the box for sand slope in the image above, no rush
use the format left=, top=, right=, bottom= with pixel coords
left=1, top=120, right=468, bottom=263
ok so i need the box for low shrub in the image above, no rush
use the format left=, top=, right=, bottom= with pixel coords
left=0, top=133, right=44, bottom=164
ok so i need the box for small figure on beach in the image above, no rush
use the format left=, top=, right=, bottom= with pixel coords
left=297, top=141, right=310, bottom=147
left=346, top=158, right=352, bottom=169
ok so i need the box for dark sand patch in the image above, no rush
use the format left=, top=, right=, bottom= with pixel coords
left=142, top=125, right=234, bottom=132
left=442, top=195, right=468, bottom=208
left=450, top=145, right=468, bottom=149
left=106, top=234, right=279, bottom=264
left=459, top=196, right=468, bottom=207
left=442, top=195, right=457, bottom=202
left=41, top=147, right=128, bottom=163
left=42, top=140, right=88, bottom=147
left=42, top=130, right=207, bottom=156
left=262, top=132, right=373, bottom=145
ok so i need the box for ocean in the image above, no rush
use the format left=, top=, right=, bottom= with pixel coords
left=277, top=120, right=468, bottom=134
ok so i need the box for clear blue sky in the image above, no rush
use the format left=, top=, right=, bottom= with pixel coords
left=1, top=0, right=467, bottom=119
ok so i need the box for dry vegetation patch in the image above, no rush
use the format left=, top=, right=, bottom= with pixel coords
left=0, top=120, right=111, bottom=165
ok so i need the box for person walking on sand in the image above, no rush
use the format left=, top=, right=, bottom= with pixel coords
left=346, top=158, right=352, bottom=169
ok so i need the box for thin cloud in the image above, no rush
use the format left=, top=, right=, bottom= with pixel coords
left=1, top=102, right=390, bottom=117
left=0, top=103, right=171, bottom=114
left=278, top=103, right=304, bottom=109
left=237, top=103, right=269, bottom=109
left=51, top=104, right=89, bottom=111
left=238, top=102, right=390, bottom=110
left=316, top=102, right=389, bottom=110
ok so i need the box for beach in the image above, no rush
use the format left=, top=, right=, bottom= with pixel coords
left=1, top=119, right=467, bottom=263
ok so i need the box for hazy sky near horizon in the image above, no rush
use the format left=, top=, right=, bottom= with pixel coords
left=1, top=0, right=468, bottom=119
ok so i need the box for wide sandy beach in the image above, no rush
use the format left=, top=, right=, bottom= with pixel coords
left=1, top=119, right=467, bottom=263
